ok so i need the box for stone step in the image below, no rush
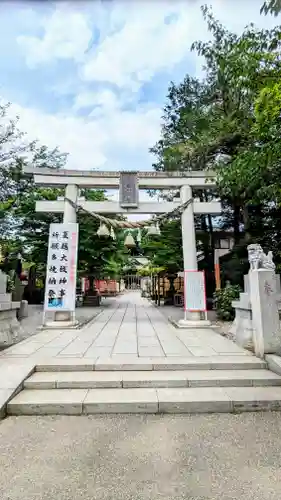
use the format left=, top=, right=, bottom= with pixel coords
left=35, top=355, right=266, bottom=372
left=24, top=369, right=281, bottom=390
left=7, top=386, right=281, bottom=415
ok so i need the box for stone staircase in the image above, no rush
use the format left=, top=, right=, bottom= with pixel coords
left=7, top=356, right=281, bottom=415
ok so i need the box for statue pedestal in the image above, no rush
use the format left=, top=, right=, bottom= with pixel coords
left=231, top=291, right=254, bottom=351
left=249, top=269, right=281, bottom=358
left=231, top=245, right=281, bottom=358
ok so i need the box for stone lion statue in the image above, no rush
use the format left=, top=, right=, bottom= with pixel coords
left=247, top=244, right=275, bottom=271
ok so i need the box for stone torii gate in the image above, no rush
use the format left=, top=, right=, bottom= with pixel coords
left=24, top=167, right=221, bottom=327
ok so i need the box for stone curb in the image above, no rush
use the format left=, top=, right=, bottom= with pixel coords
left=0, top=363, right=35, bottom=419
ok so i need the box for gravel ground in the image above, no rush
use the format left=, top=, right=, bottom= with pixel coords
left=1, top=413, right=281, bottom=499
left=6, top=305, right=103, bottom=346
left=21, top=305, right=103, bottom=334
left=158, top=304, right=236, bottom=342
left=0, top=304, right=104, bottom=351
left=212, top=320, right=235, bottom=341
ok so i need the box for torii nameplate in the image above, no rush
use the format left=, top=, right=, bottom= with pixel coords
left=119, top=171, right=139, bottom=208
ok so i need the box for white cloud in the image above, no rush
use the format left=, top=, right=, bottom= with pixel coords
left=16, top=1, right=201, bottom=89
left=73, top=89, right=120, bottom=113
left=8, top=0, right=281, bottom=179
left=17, top=5, right=92, bottom=67
left=7, top=100, right=161, bottom=171
left=81, top=2, right=196, bottom=90
left=17, top=0, right=278, bottom=91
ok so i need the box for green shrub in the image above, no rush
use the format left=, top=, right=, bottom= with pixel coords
left=6, top=274, right=15, bottom=293
left=213, top=284, right=241, bottom=321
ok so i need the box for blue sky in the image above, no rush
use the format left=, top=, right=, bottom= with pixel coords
left=1, top=0, right=279, bottom=173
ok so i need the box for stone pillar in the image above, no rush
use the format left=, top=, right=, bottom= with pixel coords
left=64, top=184, right=78, bottom=223
left=249, top=269, right=281, bottom=358
left=54, top=184, right=78, bottom=325
left=181, top=185, right=198, bottom=272
left=178, top=185, right=210, bottom=327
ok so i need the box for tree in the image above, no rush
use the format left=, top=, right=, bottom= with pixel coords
left=0, top=104, right=64, bottom=268
left=0, top=102, right=34, bottom=237
left=261, top=0, right=281, bottom=16
left=4, top=144, right=68, bottom=267
left=102, top=244, right=131, bottom=279
left=150, top=6, right=281, bottom=284
left=0, top=98, right=68, bottom=240
left=15, top=183, right=128, bottom=279
left=78, top=191, right=128, bottom=279
left=0, top=97, right=129, bottom=282
left=141, top=220, right=183, bottom=273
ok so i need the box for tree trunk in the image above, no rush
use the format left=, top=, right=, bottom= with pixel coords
left=199, top=192, right=209, bottom=260
left=202, top=191, right=215, bottom=257
left=233, top=204, right=241, bottom=244
left=207, top=214, right=214, bottom=245
left=86, top=275, right=97, bottom=296
left=242, top=205, right=251, bottom=242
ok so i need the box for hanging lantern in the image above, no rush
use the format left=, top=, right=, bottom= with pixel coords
left=155, top=222, right=161, bottom=236
left=124, top=231, right=136, bottom=248
left=136, top=228, right=142, bottom=243
left=147, top=224, right=159, bottom=236
left=97, top=223, right=110, bottom=237
left=110, top=227, right=116, bottom=240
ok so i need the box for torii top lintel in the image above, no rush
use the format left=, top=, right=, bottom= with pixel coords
left=23, top=166, right=216, bottom=190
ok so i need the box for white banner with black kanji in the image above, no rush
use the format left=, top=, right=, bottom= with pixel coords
left=44, top=223, right=79, bottom=312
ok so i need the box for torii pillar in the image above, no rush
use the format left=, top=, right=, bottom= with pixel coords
left=178, top=185, right=211, bottom=327
left=63, top=185, right=78, bottom=224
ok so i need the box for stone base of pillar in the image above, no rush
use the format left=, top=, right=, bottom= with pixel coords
left=44, top=320, right=78, bottom=329
left=43, top=311, right=78, bottom=329
left=177, top=318, right=212, bottom=329
left=55, top=311, right=72, bottom=321
left=169, top=317, right=212, bottom=329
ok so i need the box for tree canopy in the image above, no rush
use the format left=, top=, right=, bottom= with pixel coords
left=261, top=0, right=281, bottom=16
left=0, top=103, right=128, bottom=280
left=150, top=6, right=281, bottom=283
left=3, top=4, right=281, bottom=289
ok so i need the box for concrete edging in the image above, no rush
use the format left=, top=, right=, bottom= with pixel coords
left=0, top=363, right=36, bottom=419
left=265, top=354, right=281, bottom=376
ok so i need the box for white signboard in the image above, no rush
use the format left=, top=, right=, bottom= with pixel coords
left=184, top=270, right=206, bottom=312
left=44, top=223, right=79, bottom=312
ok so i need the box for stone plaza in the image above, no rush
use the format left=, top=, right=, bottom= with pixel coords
left=0, top=292, right=250, bottom=359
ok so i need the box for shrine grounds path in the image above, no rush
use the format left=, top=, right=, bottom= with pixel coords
left=0, top=291, right=248, bottom=360
left=1, top=412, right=281, bottom=500
left=1, top=292, right=281, bottom=499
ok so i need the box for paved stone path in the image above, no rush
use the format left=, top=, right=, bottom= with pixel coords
left=0, top=291, right=248, bottom=360
left=1, top=413, right=281, bottom=500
